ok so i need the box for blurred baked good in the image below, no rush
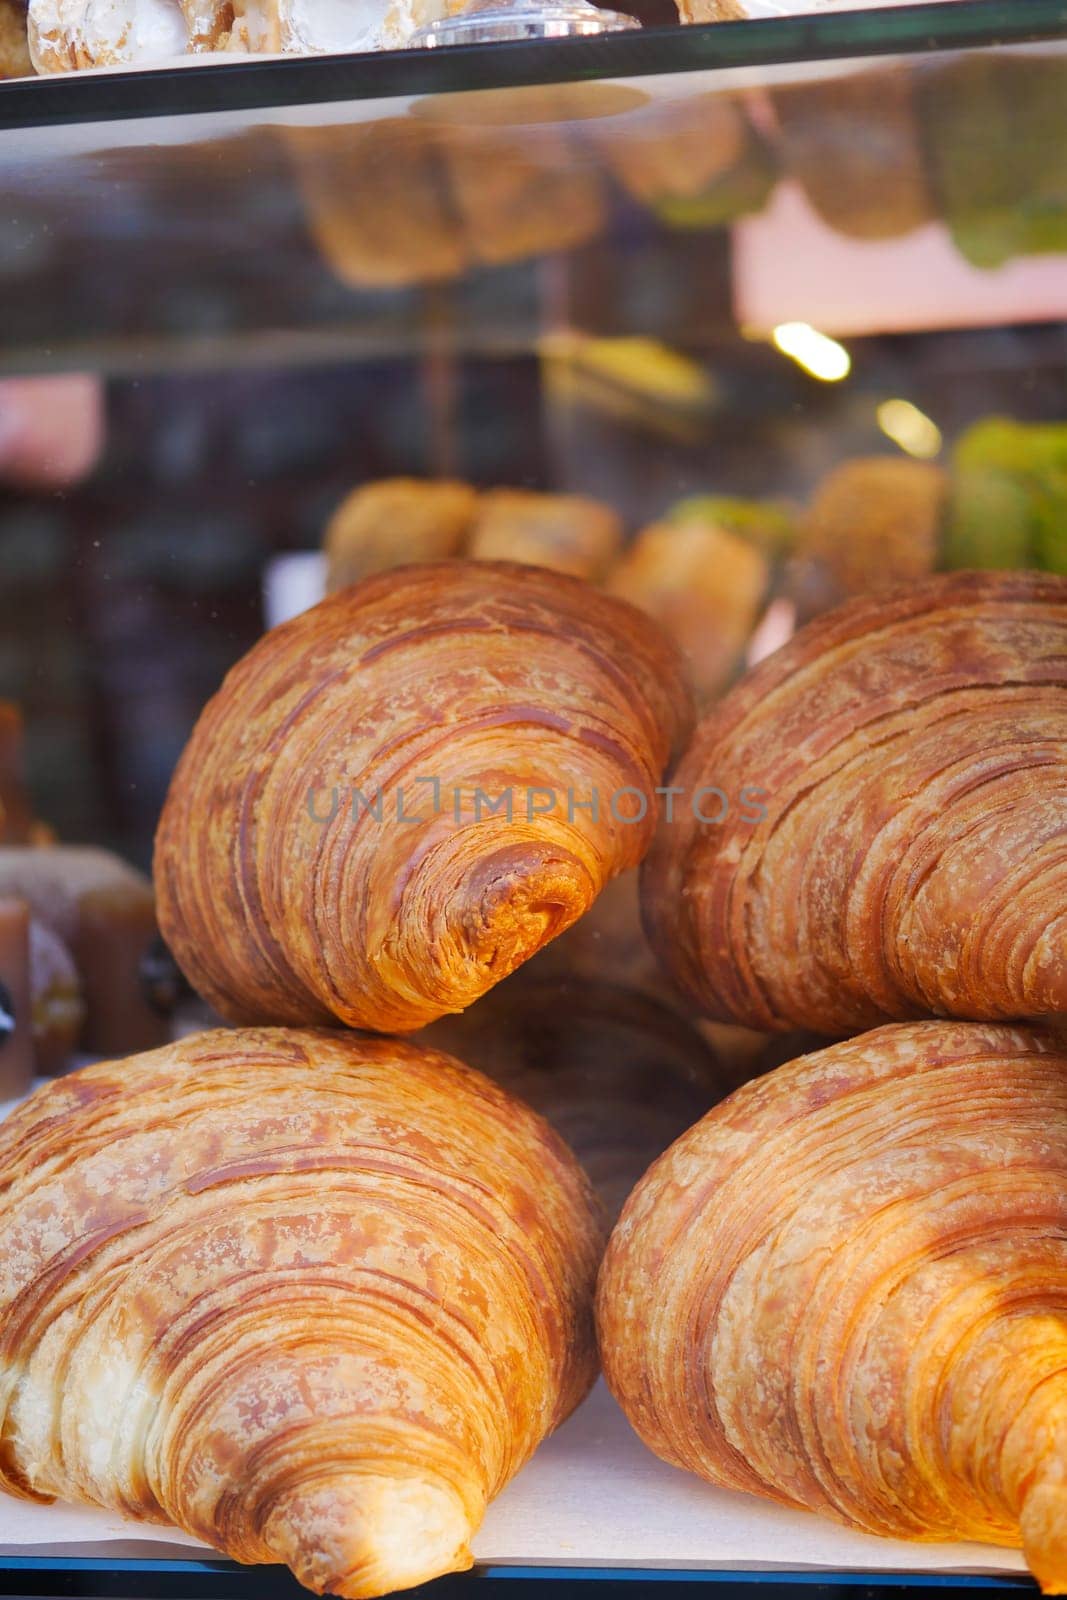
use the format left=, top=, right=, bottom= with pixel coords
left=284, top=121, right=465, bottom=289
left=773, top=67, right=933, bottom=240
left=597, top=92, right=776, bottom=228
left=0, top=0, right=30, bottom=74
left=607, top=516, right=769, bottom=704
left=441, top=125, right=606, bottom=268
left=419, top=975, right=723, bottom=1221
left=467, top=489, right=622, bottom=581
left=325, top=478, right=479, bottom=593
left=946, top=418, right=1067, bottom=575
left=0, top=847, right=165, bottom=1055
left=0, top=899, right=33, bottom=1097
left=791, top=456, right=946, bottom=617
left=27, top=919, right=84, bottom=1076
left=920, top=55, right=1067, bottom=269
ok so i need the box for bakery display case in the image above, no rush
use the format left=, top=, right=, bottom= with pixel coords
left=3, top=2, right=1067, bottom=1598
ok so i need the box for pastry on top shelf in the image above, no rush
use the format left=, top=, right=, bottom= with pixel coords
left=467, top=489, right=622, bottom=582
left=643, top=570, right=1067, bottom=1035
left=791, top=456, right=947, bottom=618
left=598, top=1020, right=1067, bottom=1593
left=155, top=560, right=694, bottom=1035
left=772, top=66, right=933, bottom=240
left=0, top=846, right=166, bottom=1056
left=607, top=516, right=770, bottom=704
left=325, top=478, right=480, bottom=594
left=419, top=974, right=723, bottom=1220
left=28, top=0, right=185, bottom=70
left=0, top=1027, right=603, bottom=1598
left=0, top=704, right=37, bottom=845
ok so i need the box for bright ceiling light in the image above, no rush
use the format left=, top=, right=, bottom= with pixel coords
left=771, top=322, right=851, bottom=383
left=877, top=398, right=943, bottom=459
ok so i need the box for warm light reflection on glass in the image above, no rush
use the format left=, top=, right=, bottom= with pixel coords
left=771, top=322, right=851, bottom=382
left=877, top=398, right=943, bottom=459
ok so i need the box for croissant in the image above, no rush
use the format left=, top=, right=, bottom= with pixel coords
left=418, top=974, right=723, bottom=1220
left=0, top=1026, right=603, bottom=1597
left=597, top=1019, right=1067, bottom=1591
left=155, top=561, right=693, bottom=1034
left=643, top=570, right=1067, bottom=1034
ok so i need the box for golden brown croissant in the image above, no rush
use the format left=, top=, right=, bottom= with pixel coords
left=0, top=1026, right=603, bottom=1597
left=597, top=1019, right=1067, bottom=1591
left=418, top=974, right=723, bottom=1220
left=643, top=570, right=1067, bottom=1034
left=155, top=561, right=693, bottom=1034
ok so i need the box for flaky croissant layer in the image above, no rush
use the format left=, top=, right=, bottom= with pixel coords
left=0, top=1028, right=604, bottom=1598
left=155, top=560, right=693, bottom=1034
left=642, top=570, right=1067, bottom=1034
left=598, top=1020, right=1067, bottom=1592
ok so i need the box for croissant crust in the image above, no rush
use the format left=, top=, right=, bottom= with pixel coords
left=597, top=1020, right=1067, bottom=1592
left=155, top=560, right=693, bottom=1034
left=0, top=1027, right=603, bottom=1597
left=642, top=570, right=1067, bottom=1033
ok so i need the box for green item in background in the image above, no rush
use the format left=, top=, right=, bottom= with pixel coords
left=943, top=469, right=1034, bottom=571
left=650, top=132, right=778, bottom=231
left=666, top=495, right=795, bottom=556
left=946, top=418, right=1067, bottom=572
left=919, top=56, right=1067, bottom=270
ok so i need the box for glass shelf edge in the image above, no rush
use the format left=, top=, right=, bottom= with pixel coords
left=0, top=0, right=1065, bottom=131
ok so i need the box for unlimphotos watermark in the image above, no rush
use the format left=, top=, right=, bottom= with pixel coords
left=305, top=778, right=767, bottom=828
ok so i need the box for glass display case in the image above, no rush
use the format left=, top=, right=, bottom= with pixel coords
left=2, top=3, right=1067, bottom=1596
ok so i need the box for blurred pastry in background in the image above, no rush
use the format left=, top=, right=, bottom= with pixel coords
left=418, top=975, right=725, bottom=1220
left=919, top=55, right=1067, bottom=270
left=772, top=67, right=933, bottom=240
left=28, top=918, right=84, bottom=1075
left=672, top=0, right=745, bottom=24
left=468, top=489, right=622, bottom=581
left=0, top=848, right=166, bottom=1056
left=325, top=477, right=479, bottom=593
left=284, top=121, right=464, bottom=290
left=945, top=417, right=1067, bottom=575
left=596, top=93, right=776, bottom=229
left=442, top=126, right=606, bottom=268
left=0, top=899, right=33, bottom=1097
left=0, top=0, right=30, bottom=74
left=791, top=456, right=946, bottom=617
left=607, top=514, right=770, bottom=704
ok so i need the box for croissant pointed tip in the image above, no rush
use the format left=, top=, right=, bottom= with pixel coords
left=1021, top=1482, right=1067, bottom=1595
left=264, top=1471, right=476, bottom=1600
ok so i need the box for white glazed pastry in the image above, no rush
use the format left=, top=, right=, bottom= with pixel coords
left=29, top=0, right=185, bottom=69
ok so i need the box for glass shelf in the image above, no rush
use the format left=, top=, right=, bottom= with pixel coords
left=0, top=0, right=1065, bottom=128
